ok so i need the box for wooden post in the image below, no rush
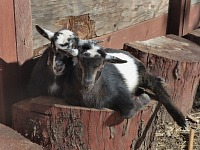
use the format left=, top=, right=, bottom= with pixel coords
left=12, top=96, right=159, bottom=150
left=0, top=0, right=33, bottom=125
left=0, top=0, right=18, bottom=125
left=124, top=35, right=200, bottom=121
left=188, top=128, right=194, bottom=150
left=167, top=0, right=191, bottom=36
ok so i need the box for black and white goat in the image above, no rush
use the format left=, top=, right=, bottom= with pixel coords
left=28, top=25, right=100, bottom=98
left=28, top=25, right=76, bottom=97
left=31, top=26, right=186, bottom=128
left=61, top=42, right=186, bottom=128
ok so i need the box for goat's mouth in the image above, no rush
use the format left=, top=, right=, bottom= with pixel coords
left=82, top=83, right=94, bottom=91
left=53, top=66, right=65, bottom=76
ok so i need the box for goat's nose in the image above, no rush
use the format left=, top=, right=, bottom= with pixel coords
left=84, top=79, right=93, bottom=86
left=55, top=60, right=64, bottom=67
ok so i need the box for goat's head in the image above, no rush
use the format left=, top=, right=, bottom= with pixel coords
left=46, top=50, right=70, bottom=76
left=35, top=25, right=77, bottom=76
left=35, top=25, right=79, bottom=57
left=76, top=42, right=127, bottom=91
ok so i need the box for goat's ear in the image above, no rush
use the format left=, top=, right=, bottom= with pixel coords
left=105, top=54, right=127, bottom=64
left=35, top=25, right=54, bottom=40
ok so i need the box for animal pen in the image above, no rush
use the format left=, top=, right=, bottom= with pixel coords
left=0, top=0, right=200, bottom=149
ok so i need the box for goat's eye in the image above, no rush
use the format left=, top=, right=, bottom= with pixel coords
left=60, top=43, right=69, bottom=47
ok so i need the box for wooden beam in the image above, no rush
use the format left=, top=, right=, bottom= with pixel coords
left=0, top=0, right=18, bottom=124
left=14, top=0, right=33, bottom=65
left=188, top=3, right=200, bottom=32
left=167, top=0, right=191, bottom=36
left=95, top=14, right=168, bottom=49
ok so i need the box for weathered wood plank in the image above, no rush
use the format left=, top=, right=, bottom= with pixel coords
left=0, top=124, right=43, bottom=150
left=185, top=28, right=200, bottom=46
left=0, top=0, right=18, bottom=125
left=167, top=0, right=191, bottom=36
left=95, top=14, right=168, bottom=49
left=0, top=0, right=17, bottom=62
left=188, top=3, right=200, bottom=32
left=14, top=0, right=33, bottom=65
left=12, top=96, right=159, bottom=149
left=31, top=0, right=169, bottom=52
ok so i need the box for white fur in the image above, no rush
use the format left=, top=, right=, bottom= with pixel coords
left=55, top=30, right=74, bottom=49
left=108, top=53, right=139, bottom=92
left=43, top=28, right=54, bottom=39
left=48, top=82, right=59, bottom=94
left=86, top=45, right=101, bottom=57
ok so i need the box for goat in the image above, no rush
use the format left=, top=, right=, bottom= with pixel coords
left=28, top=25, right=76, bottom=97
left=28, top=25, right=102, bottom=98
left=61, top=41, right=186, bottom=128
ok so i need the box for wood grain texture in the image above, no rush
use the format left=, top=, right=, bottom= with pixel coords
left=188, top=3, right=200, bottom=32
left=124, top=35, right=200, bottom=116
left=95, top=14, right=168, bottom=49
left=167, top=0, right=191, bottom=36
left=0, top=0, right=17, bottom=62
left=12, top=96, right=159, bottom=150
left=14, top=0, right=33, bottom=64
left=185, top=28, right=200, bottom=46
left=0, top=0, right=18, bottom=124
left=31, top=0, right=169, bottom=52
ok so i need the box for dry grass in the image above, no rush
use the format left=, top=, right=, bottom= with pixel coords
left=151, top=111, right=200, bottom=150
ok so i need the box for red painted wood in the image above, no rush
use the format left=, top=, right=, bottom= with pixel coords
left=94, top=14, right=168, bottom=49
left=0, top=0, right=18, bottom=124
left=188, top=3, right=200, bottom=32
left=12, top=97, right=158, bottom=150
left=0, top=0, right=17, bottom=62
left=14, top=0, right=33, bottom=65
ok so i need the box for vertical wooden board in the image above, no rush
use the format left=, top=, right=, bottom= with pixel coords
left=167, top=0, right=191, bottom=36
left=0, top=61, right=5, bottom=122
left=0, top=0, right=20, bottom=125
left=0, top=0, right=17, bottom=62
left=14, top=0, right=33, bottom=64
left=182, top=0, right=191, bottom=35
left=188, top=3, right=200, bottom=32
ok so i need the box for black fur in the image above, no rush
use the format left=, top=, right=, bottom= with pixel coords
left=105, top=48, right=186, bottom=127
left=62, top=59, right=149, bottom=118
left=28, top=47, right=73, bottom=98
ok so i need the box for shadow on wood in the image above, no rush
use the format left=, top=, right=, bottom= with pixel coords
left=0, top=58, right=38, bottom=125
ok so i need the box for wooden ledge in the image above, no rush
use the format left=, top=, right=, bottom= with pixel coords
left=185, top=28, right=200, bottom=46
left=0, top=123, right=42, bottom=150
left=12, top=96, right=159, bottom=149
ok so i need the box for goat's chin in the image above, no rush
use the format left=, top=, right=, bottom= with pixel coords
left=53, top=69, right=65, bottom=76
left=82, top=84, right=94, bottom=91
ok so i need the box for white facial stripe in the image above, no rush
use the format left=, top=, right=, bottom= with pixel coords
left=108, top=53, right=139, bottom=92
left=55, top=30, right=74, bottom=45
left=86, top=45, right=101, bottom=57
left=52, top=55, right=56, bottom=70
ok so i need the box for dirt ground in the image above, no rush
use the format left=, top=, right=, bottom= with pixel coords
left=151, top=92, right=200, bottom=150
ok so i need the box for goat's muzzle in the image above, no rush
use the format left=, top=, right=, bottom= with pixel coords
left=82, top=79, right=94, bottom=91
